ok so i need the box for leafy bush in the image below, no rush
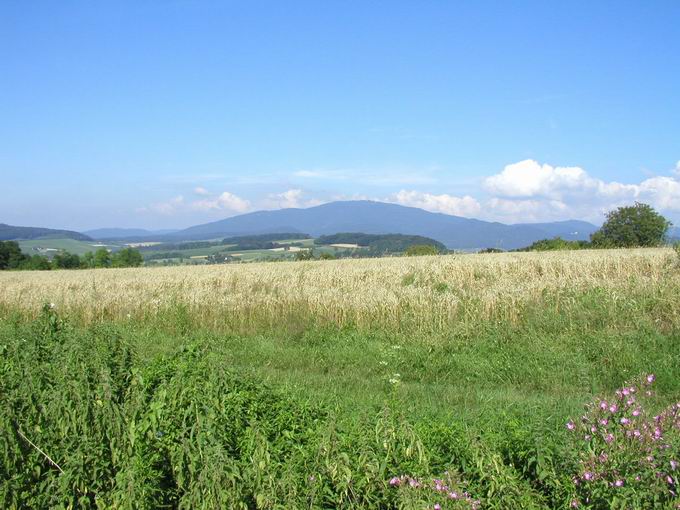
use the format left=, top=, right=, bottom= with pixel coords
left=591, top=202, right=671, bottom=248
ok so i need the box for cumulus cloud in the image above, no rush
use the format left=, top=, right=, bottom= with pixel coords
left=263, top=189, right=324, bottom=209
left=139, top=190, right=251, bottom=217
left=191, top=191, right=251, bottom=213
left=389, top=190, right=482, bottom=217
left=479, top=159, right=680, bottom=222
left=483, top=159, right=605, bottom=199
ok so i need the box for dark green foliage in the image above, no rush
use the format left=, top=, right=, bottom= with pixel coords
left=405, top=245, right=441, bottom=256
left=517, top=238, right=589, bottom=252
left=51, top=251, right=81, bottom=269
left=112, top=247, right=143, bottom=268
left=294, top=249, right=315, bottom=261
left=93, top=248, right=112, bottom=268
left=0, top=241, right=26, bottom=269
left=590, top=202, right=671, bottom=248
left=316, top=233, right=446, bottom=253
left=478, top=248, right=504, bottom=253
left=21, top=254, right=51, bottom=270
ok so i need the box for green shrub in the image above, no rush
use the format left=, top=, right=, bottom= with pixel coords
left=405, top=245, right=440, bottom=256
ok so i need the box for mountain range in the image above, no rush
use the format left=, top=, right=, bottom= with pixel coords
left=161, top=201, right=598, bottom=250
left=3, top=201, right=602, bottom=250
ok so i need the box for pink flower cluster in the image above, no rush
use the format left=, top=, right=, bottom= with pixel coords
left=566, top=374, right=680, bottom=506
left=389, top=474, right=481, bottom=509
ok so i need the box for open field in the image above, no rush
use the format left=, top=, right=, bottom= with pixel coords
left=17, top=237, right=120, bottom=256
left=2, top=248, right=680, bottom=508
left=2, top=248, right=679, bottom=332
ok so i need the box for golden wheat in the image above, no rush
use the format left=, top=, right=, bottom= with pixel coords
left=1, top=248, right=678, bottom=333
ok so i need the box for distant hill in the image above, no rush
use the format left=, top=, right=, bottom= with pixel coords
left=166, top=201, right=599, bottom=250
left=83, top=228, right=179, bottom=240
left=0, top=223, right=92, bottom=241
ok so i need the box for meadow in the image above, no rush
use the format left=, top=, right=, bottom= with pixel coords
left=1, top=248, right=679, bottom=509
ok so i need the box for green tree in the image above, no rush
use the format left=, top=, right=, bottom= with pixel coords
left=93, top=248, right=112, bottom=268
left=82, top=251, right=95, bottom=268
left=294, top=249, right=314, bottom=261
left=0, top=241, right=26, bottom=269
left=52, top=251, right=81, bottom=269
left=111, top=247, right=143, bottom=268
left=591, top=202, right=671, bottom=248
left=405, top=244, right=440, bottom=256
left=21, top=254, right=51, bottom=270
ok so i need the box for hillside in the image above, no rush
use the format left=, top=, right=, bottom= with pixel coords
left=169, top=201, right=598, bottom=250
left=0, top=223, right=92, bottom=241
left=83, top=228, right=179, bottom=240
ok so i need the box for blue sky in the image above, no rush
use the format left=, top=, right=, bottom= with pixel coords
left=2, top=1, right=679, bottom=230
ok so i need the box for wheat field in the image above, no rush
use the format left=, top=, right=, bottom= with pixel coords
left=1, top=248, right=677, bottom=334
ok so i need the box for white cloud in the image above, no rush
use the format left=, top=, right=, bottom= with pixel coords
left=389, top=190, right=482, bottom=217
left=675, top=161, right=680, bottom=175
left=139, top=191, right=251, bottom=217
left=479, top=159, right=680, bottom=222
left=263, top=189, right=324, bottom=209
left=483, top=159, right=604, bottom=199
left=192, top=191, right=251, bottom=213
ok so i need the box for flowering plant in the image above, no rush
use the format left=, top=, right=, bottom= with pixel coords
left=388, top=471, right=481, bottom=509
left=566, top=374, right=679, bottom=508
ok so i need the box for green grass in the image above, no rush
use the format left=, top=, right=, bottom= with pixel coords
left=2, top=260, right=680, bottom=507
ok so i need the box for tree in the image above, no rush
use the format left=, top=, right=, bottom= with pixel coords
left=294, top=249, right=315, bottom=261
left=21, top=255, right=51, bottom=270
left=93, top=248, right=112, bottom=268
left=591, top=203, right=671, bottom=248
left=82, top=251, right=95, bottom=268
left=52, top=251, right=81, bottom=269
left=405, top=244, right=440, bottom=256
left=112, top=247, right=143, bottom=268
left=0, top=241, right=26, bottom=269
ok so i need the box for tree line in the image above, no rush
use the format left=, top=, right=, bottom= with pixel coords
left=0, top=244, right=143, bottom=271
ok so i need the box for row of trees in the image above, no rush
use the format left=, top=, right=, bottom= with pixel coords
left=0, top=243, right=143, bottom=271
